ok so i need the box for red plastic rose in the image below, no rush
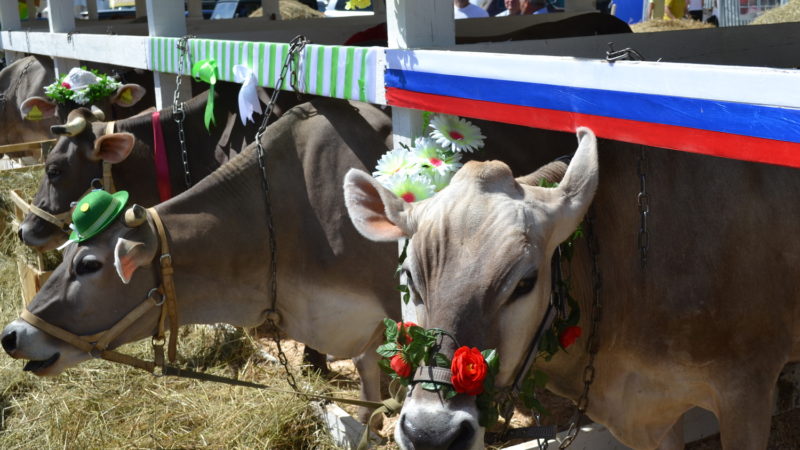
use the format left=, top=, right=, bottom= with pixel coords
left=390, top=353, right=412, bottom=378
left=61, top=82, right=71, bottom=89
left=397, top=321, right=417, bottom=346
left=450, top=346, right=487, bottom=395
left=559, top=326, right=582, bottom=349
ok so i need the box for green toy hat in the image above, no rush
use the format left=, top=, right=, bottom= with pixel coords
left=69, top=189, right=129, bottom=243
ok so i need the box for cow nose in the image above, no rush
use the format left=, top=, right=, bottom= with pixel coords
left=400, top=414, right=476, bottom=450
left=17, top=226, right=24, bottom=242
left=2, top=329, right=18, bottom=355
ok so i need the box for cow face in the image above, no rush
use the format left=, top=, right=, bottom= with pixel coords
left=18, top=108, right=136, bottom=250
left=2, top=209, right=160, bottom=376
left=343, top=128, right=598, bottom=450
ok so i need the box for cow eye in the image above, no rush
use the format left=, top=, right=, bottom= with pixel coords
left=511, top=272, right=538, bottom=300
left=76, top=256, right=103, bottom=276
left=46, top=166, right=62, bottom=179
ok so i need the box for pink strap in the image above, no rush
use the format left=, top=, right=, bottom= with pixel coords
left=151, top=111, right=173, bottom=202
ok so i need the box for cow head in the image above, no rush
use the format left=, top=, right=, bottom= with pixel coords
left=343, top=128, right=599, bottom=450
left=18, top=83, right=146, bottom=123
left=2, top=205, right=162, bottom=376
left=18, top=108, right=137, bottom=250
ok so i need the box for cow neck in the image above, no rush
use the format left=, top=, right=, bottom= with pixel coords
left=19, top=207, right=178, bottom=374
left=152, top=144, right=273, bottom=326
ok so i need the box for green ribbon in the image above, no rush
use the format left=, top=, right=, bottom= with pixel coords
left=191, top=59, right=218, bottom=131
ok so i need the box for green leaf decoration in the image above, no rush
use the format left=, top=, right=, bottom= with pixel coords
left=384, top=318, right=398, bottom=342
left=377, top=357, right=393, bottom=375
left=420, top=382, right=440, bottom=392
left=433, top=352, right=451, bottom=368
left=444, top=386, right=458, bottom=400
left=533, top=369, right=549, bottom=388
left=376, top=342, right=399, bottom=358
left=481, top=349, right=499, bottom=374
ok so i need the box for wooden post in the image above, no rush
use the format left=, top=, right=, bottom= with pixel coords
left=386, top=0, right=454, bottom=323
left=145, top=0, right=191, bottom=110
left=261, top=0, right=280, bottom=20
left=373, top=0, right=385, bottom=16
left=47, top=0, right=80, bottom=76
left=187, top=0, right=203, bottom=19
left=86, top=0, right=99, bottom=20
left=135, top=0, right=146, bottom=18
left=0, top=0, right=23, bottom=63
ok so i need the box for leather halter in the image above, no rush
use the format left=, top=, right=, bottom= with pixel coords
left=23, top=122, right=117, bottom=233
left=19, top=207, right=179, bottom=373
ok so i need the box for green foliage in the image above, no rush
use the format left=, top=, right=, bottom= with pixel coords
left=44, top=67, right=121, bottom=105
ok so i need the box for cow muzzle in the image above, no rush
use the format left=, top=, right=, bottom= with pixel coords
left=1, top=319, right=90, bottom=376
left=396, top=386, right=483, bottom=450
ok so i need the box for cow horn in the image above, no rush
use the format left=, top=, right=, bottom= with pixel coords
left=90, top=105, right=106, bottom=121
left=516, top=160, right=569, bottom=187
left=50, top=115, right=87, bottom=137
left=123, top=204, right=147, bottom=228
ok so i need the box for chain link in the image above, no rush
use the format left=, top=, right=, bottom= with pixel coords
left=637, top=146, right=649, bottom=269
left=173, top=35, right=195, bottom=189
left=558, top=208, right=602, bottom=449
left=0, top=58, right=34, bottom=111
left=255, top=35, right=309, bottom=394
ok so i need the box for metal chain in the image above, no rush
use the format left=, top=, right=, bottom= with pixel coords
left=637, top=146, right=649, bottom=269
left=255, top=35, right=309, bottom=394
left=558, top=208, right=602, bottom=449
left=173, top=35, right=195, bottom=189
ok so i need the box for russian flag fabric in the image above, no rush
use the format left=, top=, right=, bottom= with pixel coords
left=384, top=49, right=800, bottom=168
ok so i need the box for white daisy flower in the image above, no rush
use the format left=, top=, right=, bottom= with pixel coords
left=412, top=137, right=463, bottom=175
left=381, top=174, right=436, bottom=203
left=373, top=148, right=418, bottom=180
left=71, top=89, right=90, bottom=105
left=429, top=114, right=486, bottom=153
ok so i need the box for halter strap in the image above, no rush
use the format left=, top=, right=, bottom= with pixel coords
left=9, top=190, right=72, bottom=232
left=18, top=207, right=179, bottom=373
left=103, top=121, right=117, bottom=193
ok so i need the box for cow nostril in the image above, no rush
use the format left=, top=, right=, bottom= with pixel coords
left=2, top=330, right=17, bottom=354
left=17, top=227, right=24, bottom=242
left=449, top=420, right=475, bottom=450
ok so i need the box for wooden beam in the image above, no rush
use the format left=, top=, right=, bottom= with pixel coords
left=135, top=0, right=146, bottom=18
left=25, top=0, right=36, bottom=19
left=0, top=31, right=151, bottom=68
left=145, top=0, right=190, bottom=110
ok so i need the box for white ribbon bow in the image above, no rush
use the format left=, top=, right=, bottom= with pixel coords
left=233, top=65, right=263, bottom=126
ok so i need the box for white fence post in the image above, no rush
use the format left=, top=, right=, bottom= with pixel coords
left=47, top=0, right=80, bottom=76
left=386, top=0, right=454, bottom=323
left=145, top=0, right=191, bottom=111
left=0, top=0, right=23, bottom=63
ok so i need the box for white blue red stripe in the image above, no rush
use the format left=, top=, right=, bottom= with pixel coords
left=384, top=49, right=800, bottom=168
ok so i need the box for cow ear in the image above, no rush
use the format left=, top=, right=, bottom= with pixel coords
left=549, top=127, right=599, bottom=244
left=114, top=232, right=157, bottom=284
left=343, top=169, right=414, bottom=241
left=92, top=132, right=135, bottom=163
left=19, top=96, right=57, bottom=121
left=111, top=84, right=146, bottom=108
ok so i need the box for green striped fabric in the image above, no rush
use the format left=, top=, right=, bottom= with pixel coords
left=147, top=37, right=380, bottom=104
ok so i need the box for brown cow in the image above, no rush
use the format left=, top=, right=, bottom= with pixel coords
left=343, top=128, right=800, bottom=449
left=17, top=81, right=272, bottom=251
left=2, top=98, right=400, bottom=421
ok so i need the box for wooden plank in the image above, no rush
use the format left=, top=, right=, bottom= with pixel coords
left=145, top=0, right=190, bottom=111
left=47, top=0, right=80, bottom=76
left=0, top=140, right=57, bottom=155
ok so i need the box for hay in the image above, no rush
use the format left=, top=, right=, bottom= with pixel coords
left=751, top=0, right=800, bottom=24
left=250, top=0, right=325, bottom=19
left=631, top=18, right=715, bottom=32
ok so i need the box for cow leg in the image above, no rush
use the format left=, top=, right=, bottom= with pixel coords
left=352, top=325, right=385, bottom=426
left=716, top=382, right=774, bottom=449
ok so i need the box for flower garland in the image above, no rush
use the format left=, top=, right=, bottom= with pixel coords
left=372, top=112, right=485, bottom=203
left=344, top=0, right=371, bottom=10
left=44, top=67, right=122, bottom=106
